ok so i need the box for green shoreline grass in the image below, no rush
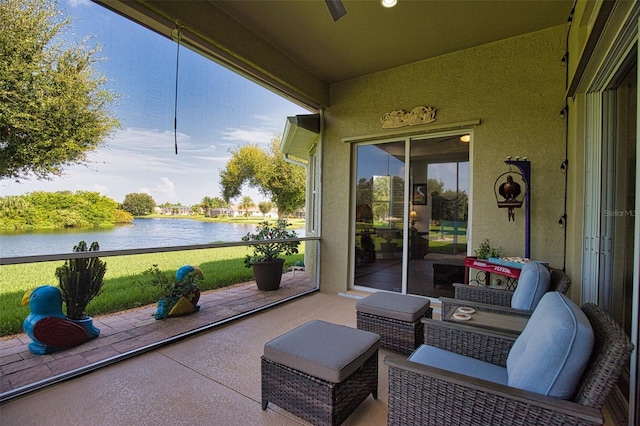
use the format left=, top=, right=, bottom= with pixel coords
left=0, top=246, right=304, bottom=337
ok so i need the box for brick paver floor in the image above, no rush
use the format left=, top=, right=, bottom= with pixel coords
left=0, top=272, right=315, bottom=398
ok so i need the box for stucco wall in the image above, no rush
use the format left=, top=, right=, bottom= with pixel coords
left=321, top=25, right=567, bottom=294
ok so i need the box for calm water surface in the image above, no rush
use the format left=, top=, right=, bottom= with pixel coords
left=0, top=218, right=305, bottom=258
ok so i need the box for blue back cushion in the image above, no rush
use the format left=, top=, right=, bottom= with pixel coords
left=511, top=262, right=551, bottom=310
left=507, top=292, right=594, bottom=399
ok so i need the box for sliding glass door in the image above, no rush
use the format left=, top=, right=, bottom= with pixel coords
left=354, top=141, right=405, bottom=292
left=353, top=134, right=469, bottom=297
left=407, top=137, right=469, bottom=297
left=583, top=50, right=636, bottom=424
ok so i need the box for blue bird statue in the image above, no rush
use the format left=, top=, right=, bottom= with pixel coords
left=154, top=265, right=202, bottom=320
left=21, top=285, right=99, bottom=355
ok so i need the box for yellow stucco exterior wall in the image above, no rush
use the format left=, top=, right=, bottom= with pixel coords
left=320, top=25, right=568, bottom=294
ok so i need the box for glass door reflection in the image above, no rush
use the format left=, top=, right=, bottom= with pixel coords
left=352, top=135, right=469, bottom=297
left=407, top=136, right=469, bottom=298
left=354, top=142, right=405, bottom=292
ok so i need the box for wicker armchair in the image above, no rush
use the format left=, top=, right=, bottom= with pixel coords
left=385, top=302, right=634, bottom=426
left=442, top=268, right=571, bottom=318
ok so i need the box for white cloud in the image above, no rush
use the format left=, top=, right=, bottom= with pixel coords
left=90, top=183, right=110, bottom=194
left=111, top=127, right=191, bottom=152
left=153, top=177, right=176, bottom=199
left=220, top=127, right=274, bottom=144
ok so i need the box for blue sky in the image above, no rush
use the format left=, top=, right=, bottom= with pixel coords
left=0, top=0, right=309, bottom=206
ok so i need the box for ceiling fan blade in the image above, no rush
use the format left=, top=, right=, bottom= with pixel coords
left=325, top=0, right=346, bottom=21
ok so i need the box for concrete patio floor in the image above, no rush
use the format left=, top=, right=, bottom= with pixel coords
left=0, top=274, right=622, bottom=425
left=1, top=289, right=392, bottom=425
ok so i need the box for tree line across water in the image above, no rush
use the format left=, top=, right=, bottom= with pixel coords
left=0, top=191, right=133, bottom=231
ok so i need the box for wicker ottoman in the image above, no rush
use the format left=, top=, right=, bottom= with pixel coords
left=261, top=320, right=379, bottom=426
left=356, top=292, right=432, bottom=354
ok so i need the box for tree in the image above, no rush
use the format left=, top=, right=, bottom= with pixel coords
left=219, top=137, right=305, bottom=217
left=0, top=0, right=120, bottom=181
left=121, top=193, right=156, bottom=216
left=258, top=201, right=273, bottom=217
left=0, top=191, right=128, bottom=230
left=198, top=196, right=228, bottom=211
left=199, top=196, right=216, bottom=211
left=239, top=196, right=255, bottom=218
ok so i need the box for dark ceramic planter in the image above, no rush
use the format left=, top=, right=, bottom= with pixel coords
left=252, top=258, right=285, bottom=291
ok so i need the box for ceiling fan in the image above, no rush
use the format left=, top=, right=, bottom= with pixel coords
left=325, top=0, right=347, bottom=21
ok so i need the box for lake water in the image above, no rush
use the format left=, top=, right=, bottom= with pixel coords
left=0, top=218, right=306, bottom=258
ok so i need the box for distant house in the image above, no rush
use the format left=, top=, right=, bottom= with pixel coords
left=156, top=205, right=193, bottom=216
left=204, top=205, right=278, bottom=219
left=205, top=207, right=232, bottom=217
left=232, top=205, right=278, bottom=219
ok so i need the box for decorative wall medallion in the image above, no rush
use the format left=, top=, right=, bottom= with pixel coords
left=380, top=106, right=437, bottom=128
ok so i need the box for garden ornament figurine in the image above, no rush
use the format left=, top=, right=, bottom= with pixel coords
left=154, top=265, right=202, bottom=320
left=21, top=285, right=99, bottom=355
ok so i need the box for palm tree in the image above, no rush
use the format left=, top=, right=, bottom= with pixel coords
left=239, top=196, right=255, bottom=219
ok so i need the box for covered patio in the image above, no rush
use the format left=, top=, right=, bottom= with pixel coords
left=1, top=0, right=638, bottom=424
left=0, top=289, right=623, bottom=425
left=0, top=291, right=391, bottom=425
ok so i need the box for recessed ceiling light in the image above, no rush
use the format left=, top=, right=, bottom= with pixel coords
left=381, top=0, right=397, bottom=8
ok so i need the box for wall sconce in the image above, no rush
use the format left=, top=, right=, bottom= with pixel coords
left=494, top=161, right=528, bottom=222
left=381, top=0, right=397, bottom=7
left=498, top=158, right=532, bottom=257
left=560, top=159, right=568, bottom=173
left=558, top=214, right=567, bottom=228
left=560, top=106, right=568, bottom=118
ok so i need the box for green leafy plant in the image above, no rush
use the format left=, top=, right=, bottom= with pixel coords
left=56, top=241, right=107, bottom=320
left=474, top=238, right=503, bottom=259
left=242, top=220, right=300, bottom=267
left=139, top=264, right=202, bottom=302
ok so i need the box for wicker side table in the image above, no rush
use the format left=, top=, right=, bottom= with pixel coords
left=356, top=292, right=432, bottom=354
left=262, top=320, right=379, bottom=426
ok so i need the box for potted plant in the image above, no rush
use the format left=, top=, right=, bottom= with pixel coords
left=20, top=241, right=105, bottom=354
left=140, top=264, right=203, bottom=320
left=55, top=240, right=106, bottom=332
left=474, top=238, right=503, bottom=259
left=377, top=229, right=399, bottom=258
left=242, top=220, right=300, bottom=291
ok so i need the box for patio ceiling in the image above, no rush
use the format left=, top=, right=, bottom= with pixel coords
left=94, top=0, right=573, bottom=108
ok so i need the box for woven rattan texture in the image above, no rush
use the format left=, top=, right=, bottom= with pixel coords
left=386, top=302, right=634, bottom=425
left=387, top=366, right=599, bottom=426
left=261, top=352, right=378, bottom=426
left=422, top=319, right=515, bottom=366
left=454, top=284, right=513, bottom=306
left=573, top=303, right=634, bottom=408
left=356, top=308, right=432, bottom=355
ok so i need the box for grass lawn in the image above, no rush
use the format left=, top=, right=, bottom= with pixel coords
left=0, top=246, right=304, bottom=337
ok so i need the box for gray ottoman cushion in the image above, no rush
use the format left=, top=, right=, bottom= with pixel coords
left=356, top=292, right=431, bottom=322
left=263, top=320, right=380, bottom=383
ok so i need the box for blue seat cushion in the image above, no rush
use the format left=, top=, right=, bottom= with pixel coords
left=409, top=344, right=508, bottom=385
left=507, top=292, right=594, bottom=399
left=510, top=262, right=551, bottom=310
